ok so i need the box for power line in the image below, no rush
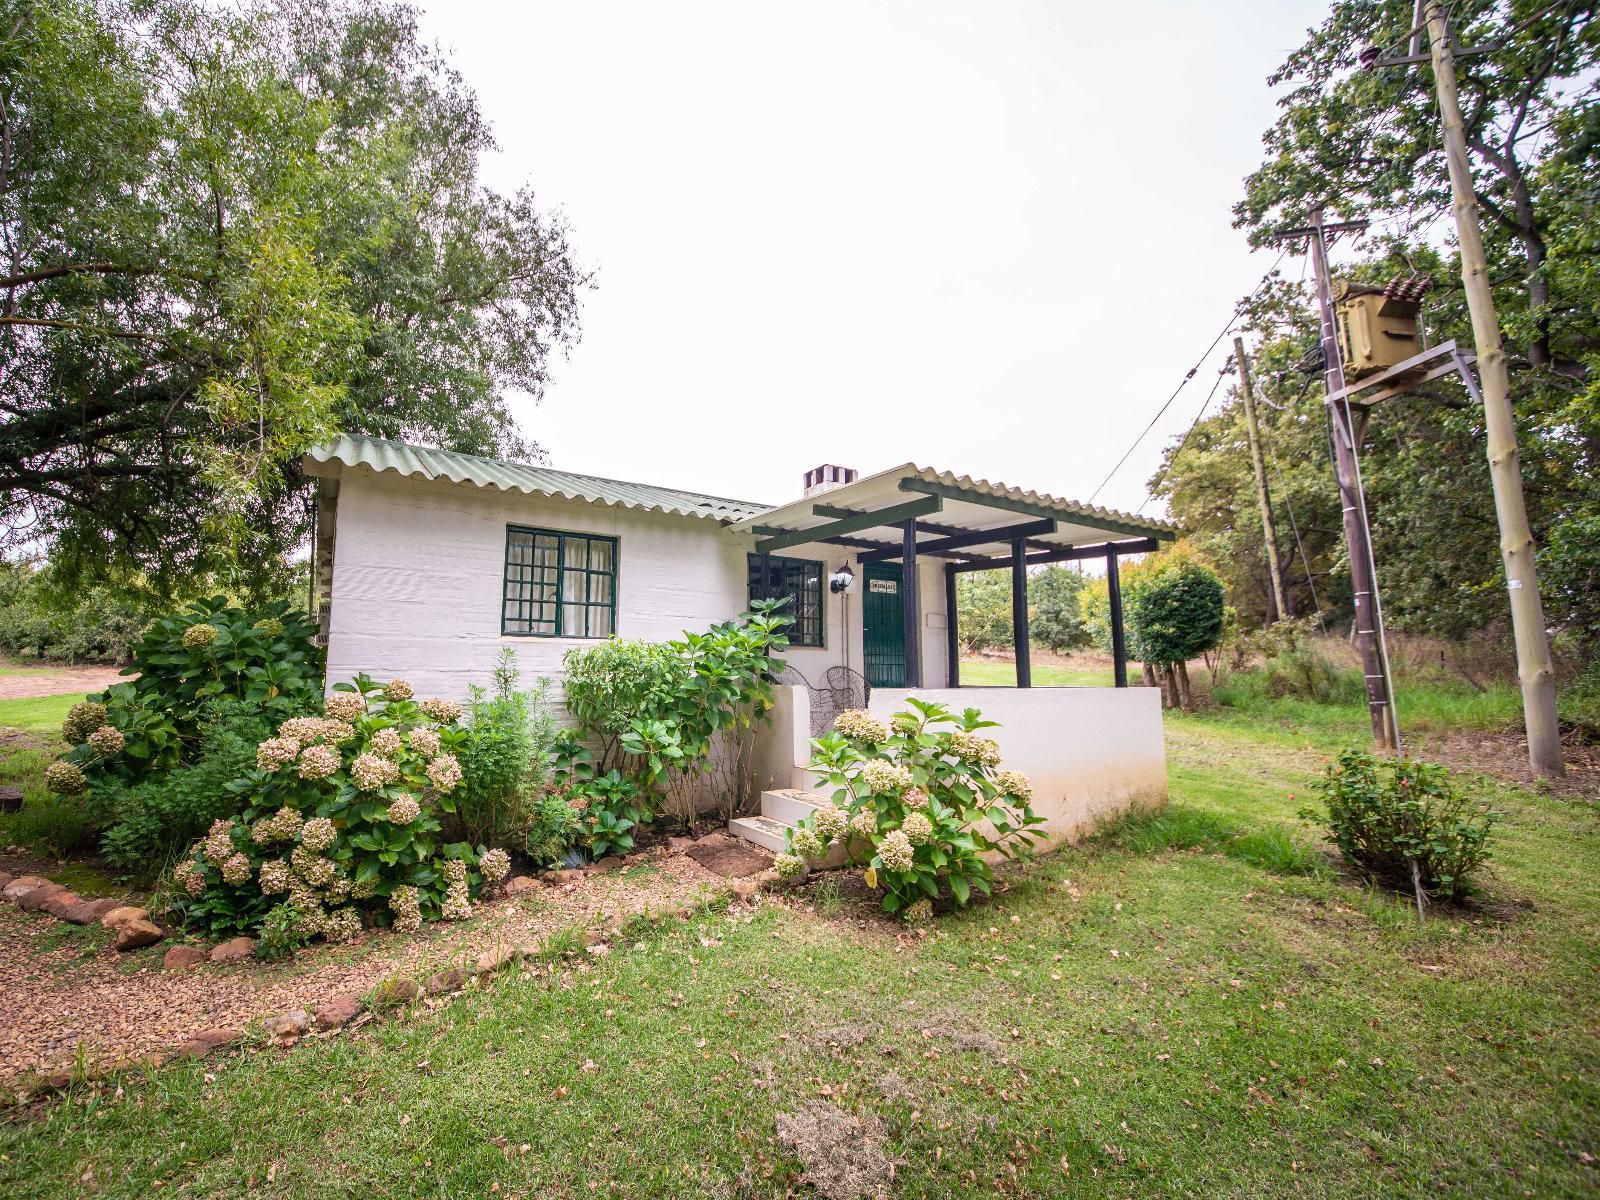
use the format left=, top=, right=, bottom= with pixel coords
left=1136, top=361, right=1232, bottom=515
left=1088, top=247, right=1289, bottom=505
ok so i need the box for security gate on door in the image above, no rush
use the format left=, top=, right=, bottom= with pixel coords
left=861, top=562, right=905, bottom=688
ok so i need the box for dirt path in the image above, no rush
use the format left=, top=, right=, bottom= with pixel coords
left=0, top=664, right=127, bottom=701
left=0, top=842, right=763, bottom=1085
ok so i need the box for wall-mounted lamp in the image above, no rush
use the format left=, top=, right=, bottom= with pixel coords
left=829, top=564, right=856, bottom=594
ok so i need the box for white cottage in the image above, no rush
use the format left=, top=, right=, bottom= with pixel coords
left=304, top=436, right=1176, bottom=846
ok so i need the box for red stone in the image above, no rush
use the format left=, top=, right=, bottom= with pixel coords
left=314, top=992, right=364, bottom=1030
left=209, top=936, right=255, bottom=963
left=163, top=945, right=208, bottom=971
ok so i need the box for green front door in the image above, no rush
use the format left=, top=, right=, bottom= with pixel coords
left=862, top=562, right=905, bottom=688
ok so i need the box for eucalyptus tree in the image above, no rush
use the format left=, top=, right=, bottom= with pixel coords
left=0, top=0, right=587, bottom=599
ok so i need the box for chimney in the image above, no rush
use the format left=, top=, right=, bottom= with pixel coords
left=803, top=464, right=857, bottom=498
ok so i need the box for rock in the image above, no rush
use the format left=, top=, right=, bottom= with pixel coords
left=163, top=945, right=208, bottom=971
left=695, top=831, right=728, bottom=846
left=266, top=1010, right=312, bottom=1043
left=551, top=869, right=585, bottom=886
left=315, top=992, right=365, bottom=1030
left=17, top=884, right=66, bottom=912
left=100, top=905, right=149, bottom=930
left=503, top=875, right=539, bottom=895
left=371, top=977, right=422, bottom=1009
left=176, top=1026, right=240, bottom=1059
left=666, top=836, right=697, bottom=855
left=622, top=852, right=647, bottom=865
left=3, top=874, right=49, bottom=900
left=731, top=877, right=760, bottom=903
left=62, top=898, right=122, bottom=925
left=590, top=856, right=623, bottom=873
left=41, top=890, right=83, bottom=920
left=425, top=966, right=471, bottom=995
left=209, top=936, right=255, bottom=963
left=113, top=918, right=163, bottom=951
left=476, top=946, right=517, bottom=977
left=0, top=870, right=11, bottom=891
left=0, top=786, right=22, bottom=812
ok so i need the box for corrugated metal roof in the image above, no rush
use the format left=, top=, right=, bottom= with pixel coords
left=305, top=436, right=772, bottom=523
left=727, top=462, right=1177, bottom=543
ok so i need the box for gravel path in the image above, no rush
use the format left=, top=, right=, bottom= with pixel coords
left=0, top=844, right=760, bottom=1084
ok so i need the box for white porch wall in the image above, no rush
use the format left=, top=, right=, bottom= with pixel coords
left=324, top=470, right=752, bottom=700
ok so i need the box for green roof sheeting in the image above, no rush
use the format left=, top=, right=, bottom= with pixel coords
left=305, top=436, right=772, bottom=522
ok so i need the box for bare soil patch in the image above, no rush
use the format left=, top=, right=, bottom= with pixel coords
left=1413, top=725, right=1600, bottom=799
left=0, top=663, right=127, bottom=700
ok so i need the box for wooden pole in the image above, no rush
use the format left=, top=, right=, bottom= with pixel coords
left=1011, top=538, right=1032, bottom=688
left=901, top=520, right=921, bottom=688
left=1424, top=1, right=1563, bottom=777
left=1106, top=547, right=1128, bottom=688
left=1306, top=207, right=1397, bottom=750
left=944, top=563, right=960, bottom=687
left=1234, top=336, right=1289, bottom=622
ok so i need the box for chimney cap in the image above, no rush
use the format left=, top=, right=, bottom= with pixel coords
left=803, top=464, right=858, bottom=496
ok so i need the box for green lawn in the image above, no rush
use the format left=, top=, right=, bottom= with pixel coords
left=0, top=694, right=83, bottom=858
left=2, top=699, right=1595, bottom=1198
left=959, top=657, right=1112, bottom=687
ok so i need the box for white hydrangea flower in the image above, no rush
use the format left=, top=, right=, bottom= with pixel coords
left=298, top=743, right=341, bottom=780
left=220, top=852, right=252, bottom=885
left=265, top=806, right=305, bottom=842
left=441, top=880, right=472, bottom=921
left=408, top=727, right=441, bottom=758
left=390, top=885, right=423, bottom=934
left=834, top=709, right=888, bottom=743
left=442, top=858, right=469, bottom=886
left=256, top=736, right=300, bottom=772
left=173, top=859, right=207, bottom=897
left=774, top=853, right=806, bottom=879
left=951, top=732, right=1002, bottom=767
left=181, top=623, right=218, bottom=649
left=383, top=679, right=415, bottom=702
left=995, top=770, right=1032, bottom=802
left=44, top=760, right=86, bottom=795
left=902, top=787, right=929, bottom=810
left=901, top=811, right=934, bottom=846
left=86, top=724, right=125, bottom=756
left=479, top=847, right=512, bottom=883
left=860, top=759, right=913, bottom=796
left=386, top=794, right=421, bottom=825
left=419, top=697, right=463, bottom=723
left=300, top=816, right=337, bottom=852
left=323, top=906, right=364, bottom=944
left=790, top=826, right=825, bottom=859
left=290, top=845, right=337, bottom=889
left=351, top=752, right=399, bottom=791
left=812, top=803, right=848, bottom=843
left=259, top=859, right=291, bottom=894
left=278, top=716, right=324, bottom=743
left=324, top=690, right=366, bottom=720
left=426, top=754, right=463, bottom=792
left=318, top=718, right=356, bottom=744
left=878, top=829, right=914, bottom=872
left=904, top=897, right=934, bottom=923
left=202, top=819, right=235, bottom=866
left=850, top=808, right=878, bottom=839
left=368, top=727, right=403, bottom=758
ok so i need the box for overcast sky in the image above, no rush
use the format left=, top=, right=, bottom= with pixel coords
left=415, top=0, right=1331, bottom=516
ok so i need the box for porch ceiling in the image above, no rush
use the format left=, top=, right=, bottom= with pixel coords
left=729, top=464, right=1177, bottom=564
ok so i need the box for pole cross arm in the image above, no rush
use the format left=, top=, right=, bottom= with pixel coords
left=1324, top=339, right=1476, bottom=405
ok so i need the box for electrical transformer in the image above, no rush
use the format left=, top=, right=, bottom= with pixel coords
left=1334, top=280, right=1424, bottom=381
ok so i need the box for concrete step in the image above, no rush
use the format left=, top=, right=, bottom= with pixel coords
left=727, top=814, right=792, bottom=854
left=759, top=788, right=833, bottom=825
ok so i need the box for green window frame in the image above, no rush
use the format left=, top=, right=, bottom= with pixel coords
left=503, top=526, right=618, bottom=638
left=748, top=554, right=824, bottom=647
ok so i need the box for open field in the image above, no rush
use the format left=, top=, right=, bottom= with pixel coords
left=1, top=688, right=1595, bottom=1198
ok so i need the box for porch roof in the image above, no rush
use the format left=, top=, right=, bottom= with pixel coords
left=727, top=463, right=1177, bottom=566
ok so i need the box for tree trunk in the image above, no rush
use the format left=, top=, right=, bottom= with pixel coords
left=1142, top=661, right=1157, bottom=690
left=1175, top=660, right=1194, bottom=712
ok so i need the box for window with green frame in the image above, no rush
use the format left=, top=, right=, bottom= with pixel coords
left=503, top=526, right=617, bottom=638
left=747, top=554, right=823, bottom=647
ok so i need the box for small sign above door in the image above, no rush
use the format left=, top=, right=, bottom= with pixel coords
left=868, top=579, right=898, bottom=594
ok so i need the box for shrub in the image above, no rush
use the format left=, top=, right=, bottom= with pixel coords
left=1305, top=748, right=1496, bottom=903
left=524, top=791, right=584, bottom=869
left=1260, top=642, right=1361, bottom=704
left=452, top=650, right=558, bottom=847
left=166, top=675, right=510, bottom=938
left=784, top=698, right=1046, bottom=918
left=0, top=559, right=146, bottom=663
left=1127, top=557, right=1226, bottom=710
left=562, top=638, right=686, bottom=770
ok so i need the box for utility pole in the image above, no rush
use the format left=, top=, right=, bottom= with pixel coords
left=1421, top=0, right=1564, bottom=777
left=1275, top=208, right=1398, bottom=751
left=1234, top=336, right=1289, bottom=623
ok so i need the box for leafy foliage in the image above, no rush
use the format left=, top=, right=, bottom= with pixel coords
left=1, top=0, right=586, bottom=597
left=955, top=566, right=1090, bottom=655
left=452, top=650, right=558, bottom=848
left=1127, top=558, right=1226, bottom=667
left=1306, top=748, right=1496, bottom=903
left=787, top=699, right=1046, bottom=918
left=0, top=560, right=146, bottom=663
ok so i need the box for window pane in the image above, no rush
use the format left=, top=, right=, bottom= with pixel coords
left=590, top=606, right=613, bottom=637
left=565, top=538, right=588, bottom=571
left=589, top=573, right=612, bottom=605
left=507, top=528, right=614, bottom=638
left=589, top=539, right=613, bottom=573
left=563, top=571, right=586, bottom=606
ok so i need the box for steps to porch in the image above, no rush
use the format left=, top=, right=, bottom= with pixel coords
left=729, top=789, right=849, bottom=868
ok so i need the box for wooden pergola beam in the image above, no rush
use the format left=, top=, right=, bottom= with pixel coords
left=854, top=517, right=1056, bottom=565
left=753, top=496, right=943, bottom=554
left=898, top=477, right=1170, bottom=541
left=947, top=537, right=1160, bottom=573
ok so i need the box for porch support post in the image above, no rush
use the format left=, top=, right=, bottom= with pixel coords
left=902, top=520, right=922, bottom=688
left=1011, top=537, right=1031, bottom=688
left=944, top=562, right=960, bottom=687
left=1106, top=545, right=1128, bottom=688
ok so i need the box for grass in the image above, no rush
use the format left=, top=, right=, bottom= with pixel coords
left=0, top=696, right=1595, bottom=1197
left=0, top=694, right=87, bottom=858
left=959, top=657, right=1112, bottom=687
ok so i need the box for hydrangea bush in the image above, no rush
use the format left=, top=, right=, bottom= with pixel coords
left=168, top=675, right=511, bottom=938
left=780, top=698, right=1045, bottom=918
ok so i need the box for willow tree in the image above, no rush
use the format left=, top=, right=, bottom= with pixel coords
left=0, top=0, right=587, bottom=599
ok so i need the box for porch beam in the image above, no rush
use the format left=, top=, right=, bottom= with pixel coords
left=944, top=562, right=960, bottom=687
left=854, top=517, right=1057, bottom=565
left=814, top=535, right=987, bottom=562
left=947, top=537, right=1160, bottom=573
left=902, top=520, right=921, bottom=688
left=1107, top=544, right=1128, bottom=688
left=1011, top=537, right=1031, bottom=688
left=755, top=496, right=943, bottom=554
left=898, top=478, right=1170, bottom=541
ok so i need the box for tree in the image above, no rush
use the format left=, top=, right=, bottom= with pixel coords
left=0, top=0, right=587, bottom=599
left=1029, top=565, right=1091, bottom=653
left=1128, top=558, right=1226, bottom=711
left=954, top=570, right=1011, bottom=655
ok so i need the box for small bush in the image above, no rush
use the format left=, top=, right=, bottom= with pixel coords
left=452, top=650, right=558, bottom=847
left=523, top=791, right=584, bottom=869
left=1260, top=643, right=1361, bottom=704
left=1305, top=748, right=1496, bottom=903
